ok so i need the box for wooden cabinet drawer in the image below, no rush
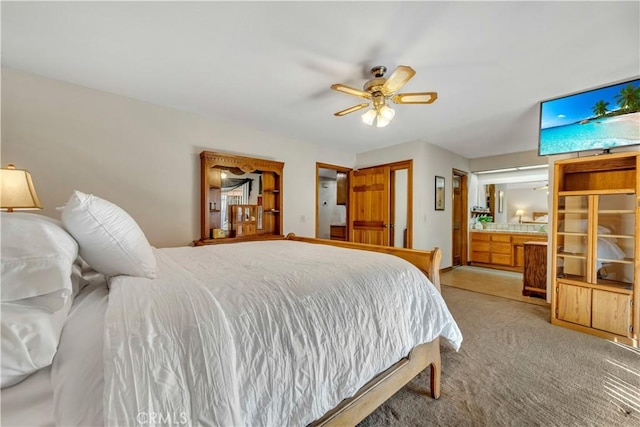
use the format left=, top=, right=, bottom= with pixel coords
left=472, top=241, right=490, bottom=252
left=491, top=242, right=512, bottom=254
left=471, top=252, right=491, bottom=263
left=491, top=234, right=512, bottom=243
left=491, top=253, right=512, bottom=265
left=471, top=233, right=490, bottom=241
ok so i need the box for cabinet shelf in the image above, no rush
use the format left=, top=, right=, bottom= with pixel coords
left=558, top=189, right=635, bottom=196
left=598, top=234, right=634, bottom=239
left=597, top=257, right=634, bottom=265
left=263, top=189, right=280, bottom=193
left=557, top=232, right=588, bottom=237
left=557, top=251, right=587, bottom=259
left=557, top=209, right=588, bottom=214
left=598, top=209, right=635, bottom=215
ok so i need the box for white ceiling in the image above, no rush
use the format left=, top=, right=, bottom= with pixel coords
left=2, top=1, right=639, bottom=159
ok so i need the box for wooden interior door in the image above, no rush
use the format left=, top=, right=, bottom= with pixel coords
left=452, top=169, right=468, bottom=266
left=350, top=166, right=390, bottom=245
left=452, top=175, right=462, bottom=266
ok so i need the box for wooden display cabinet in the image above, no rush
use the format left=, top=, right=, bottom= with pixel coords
left=550, top=152, right=639, bottom=347
left=198, top=151, right=284, bottom=244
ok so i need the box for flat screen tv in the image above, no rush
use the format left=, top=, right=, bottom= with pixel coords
left=539, top=78, right=640, bottom=156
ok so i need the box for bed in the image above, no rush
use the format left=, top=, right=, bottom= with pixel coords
left=1, top=191, right=462, bottom=426
left=522, top=211, right=548, bottom=224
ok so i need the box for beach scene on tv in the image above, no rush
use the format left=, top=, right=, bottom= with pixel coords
left=540, top=79, right=640, bottom=155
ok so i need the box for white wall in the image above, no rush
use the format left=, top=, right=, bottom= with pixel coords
left=356, top=140, right=470, bottom=268
left=1, top=68, right=355, bottom=247
left=469, top=150, right=546, bottom=172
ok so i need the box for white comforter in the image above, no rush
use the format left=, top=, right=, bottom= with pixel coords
left=103, top=241, right=462, bottom=426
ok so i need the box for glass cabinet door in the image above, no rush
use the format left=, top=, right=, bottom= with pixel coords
left=595, top=194, right=635, bottom=288
left=556, top=195, right=589, bottom=282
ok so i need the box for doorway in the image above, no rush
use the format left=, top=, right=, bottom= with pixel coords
left=316, top=163, right=350, bottom=240
left=452, top=169, right=468, bottom=267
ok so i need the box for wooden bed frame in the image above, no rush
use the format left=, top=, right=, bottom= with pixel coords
left=284, top=234, right=443, bottom=426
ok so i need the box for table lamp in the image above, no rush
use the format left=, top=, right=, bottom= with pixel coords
left=515, top=209, right=525, bottom=224
left=0, top=164, right=42, bottom=212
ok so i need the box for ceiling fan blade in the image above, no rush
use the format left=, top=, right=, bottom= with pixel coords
left=381, top=65, right=416, bottom=95
left=330, top=84, right=372, bottom=99
left=391, top=92, right=438, bottom=104
left=334, top=103, right=370, bottom=116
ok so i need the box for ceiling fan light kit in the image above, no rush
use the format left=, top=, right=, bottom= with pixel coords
left=331, top=65, right=437, bottom=127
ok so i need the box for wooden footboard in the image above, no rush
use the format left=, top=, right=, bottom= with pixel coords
left=310, top=338, right=441, bottom=427
left=285, top=234, right=442, bottom=291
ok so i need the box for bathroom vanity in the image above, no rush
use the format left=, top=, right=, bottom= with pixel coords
left=470, top=230, right=547, bottom=272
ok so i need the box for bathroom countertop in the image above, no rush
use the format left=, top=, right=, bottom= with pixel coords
left=471, top=229, right=547, bottom=235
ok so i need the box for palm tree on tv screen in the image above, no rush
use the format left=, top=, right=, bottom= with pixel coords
left=592, top=100, right=609, bottom=117
left=614, top=83, right=640, bottom=112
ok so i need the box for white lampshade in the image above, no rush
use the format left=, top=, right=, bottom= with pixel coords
left=0, top=164, right=42, bottom=212
left=375, top=113, right=390, bottom=128
left=361, top=109, right=377, bottom=126
left=515, top=209, right=525, bottom=216
left=379, top=105, right=395, bottom=121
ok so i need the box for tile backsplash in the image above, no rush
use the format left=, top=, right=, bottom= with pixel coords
left=481, top=222, right=546, bottom=233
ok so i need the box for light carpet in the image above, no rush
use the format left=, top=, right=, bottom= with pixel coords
left=359, top=286, right=639, bottom=426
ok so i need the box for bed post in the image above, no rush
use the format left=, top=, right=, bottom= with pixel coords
left=428, top=248, right=442, bottom=292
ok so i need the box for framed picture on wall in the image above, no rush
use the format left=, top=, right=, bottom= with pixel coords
left=498, top=190, right=504, bottom=213
left=435, top=176, right=445, bottom=211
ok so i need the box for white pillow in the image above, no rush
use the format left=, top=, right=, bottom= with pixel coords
left=61, top=191, right=156, bottom=278
left=1, top=297, right=72, bottom=388
left=1, top=213, right=78, bottom=311
left=1, top=213, right=86, bottom=388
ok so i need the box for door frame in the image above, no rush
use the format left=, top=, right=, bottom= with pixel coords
left=452, top=168, right=468, bottom=266
left=316, top=162, right=352, bottom=239
left=389, top=160, right=413, bottom=248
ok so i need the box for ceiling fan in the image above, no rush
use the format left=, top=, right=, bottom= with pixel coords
left=331, top=65, right=437, bottom=127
